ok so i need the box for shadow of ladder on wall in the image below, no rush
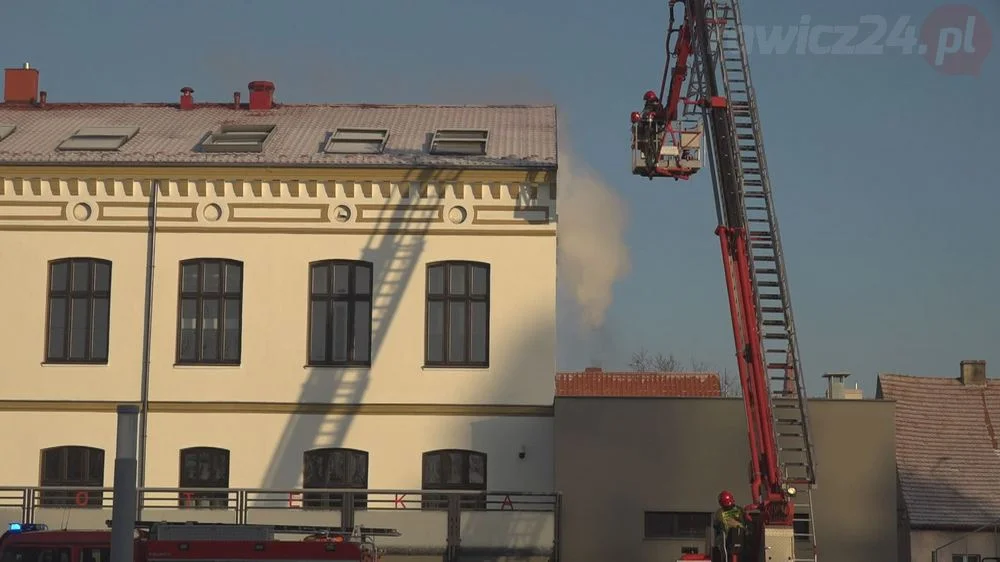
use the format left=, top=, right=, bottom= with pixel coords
left=692, top=1, right=818, bottom=560
left=310, top=182, right=439, bottom=515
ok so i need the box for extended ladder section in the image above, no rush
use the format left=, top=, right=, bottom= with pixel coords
left=691, top=0, right=817, bottom=559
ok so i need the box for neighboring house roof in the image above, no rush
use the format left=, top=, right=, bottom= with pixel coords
left=556, top=368, right=722, bottom=397
left=0, top=102, right=557, bottom=169
left=877, top=370, right=1000, bottom=529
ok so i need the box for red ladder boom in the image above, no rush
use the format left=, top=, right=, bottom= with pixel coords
left=629, top=1, right=818, bottom=561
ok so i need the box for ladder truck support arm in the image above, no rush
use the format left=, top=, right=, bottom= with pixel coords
left=717, top=224, right=793, bottom=525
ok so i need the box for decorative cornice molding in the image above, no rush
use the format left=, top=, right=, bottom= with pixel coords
left=0, top=169, right=557, bottom=234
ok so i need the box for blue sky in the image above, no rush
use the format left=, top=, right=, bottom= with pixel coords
left=2, top=0, right=997, bottom=397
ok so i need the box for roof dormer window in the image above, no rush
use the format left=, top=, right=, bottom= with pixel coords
left=57, top=126, right=139, bottom=151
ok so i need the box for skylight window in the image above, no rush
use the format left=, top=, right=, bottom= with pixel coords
left=323, top=128, right=389, bottom=154
left=0, top=124, right=15, bottom=142
left=429, top=129, right=489, bottom=155
left=57, top=126, right=139, bottom=151
left=201, top=124, right=275, bottom=153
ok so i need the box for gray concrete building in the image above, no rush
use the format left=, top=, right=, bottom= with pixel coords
left=553, top=395, right=899, bottom=562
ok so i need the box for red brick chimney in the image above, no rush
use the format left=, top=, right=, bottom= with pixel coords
left=248, top=80, right=275, bottom=110
left=179, top=87, right=195, bottom=110
left=4, top=63, right=39, bottom=104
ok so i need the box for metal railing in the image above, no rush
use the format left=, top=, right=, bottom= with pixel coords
left=0, top=486, right=561, bottom=561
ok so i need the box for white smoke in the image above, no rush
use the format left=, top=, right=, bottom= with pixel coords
left=556, top=137, right=631, bottom=331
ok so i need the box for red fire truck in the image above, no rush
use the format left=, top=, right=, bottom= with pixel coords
left=0, top=521, right=401, bottom=562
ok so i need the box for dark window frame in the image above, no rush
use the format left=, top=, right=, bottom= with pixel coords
left=307, top=260, right=373, bottom=367
left=38, top=445, right=105, bottom=508
left=176, top=258, right=244, bottom=365
left=643, top=511, right=711, bottom=539
left=424, top=261, right=490, bottom=368
left=302, top=447, right=369, bottom=510
left=44, top=258, right=112, bottom=364
left=178, top=446, right=231, bottom=509
left=421, top=448, right=487, bottom=510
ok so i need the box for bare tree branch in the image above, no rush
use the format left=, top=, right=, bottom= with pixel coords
left=628, top=349, right=743, bottom=398
left=628, top=348, right=652, bottom=372
left=653, top=352, right=680, bottom=372
left=719, top=368, right=743, bottom=397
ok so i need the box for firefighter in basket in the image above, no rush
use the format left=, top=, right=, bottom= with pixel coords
left=632, top=90, right=666, bottom=170
left=713, top=490, right=748, bottom=559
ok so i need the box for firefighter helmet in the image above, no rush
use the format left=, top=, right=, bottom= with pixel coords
left=718, top=490, right=736, bottom=508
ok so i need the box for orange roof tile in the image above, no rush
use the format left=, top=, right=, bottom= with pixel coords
left=556, top=368, right=722, bottom=397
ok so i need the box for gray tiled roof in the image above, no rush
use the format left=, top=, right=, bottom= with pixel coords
left=877, top=373, right=1000, bottom=529
left=0, top=103, right=557, bottom=169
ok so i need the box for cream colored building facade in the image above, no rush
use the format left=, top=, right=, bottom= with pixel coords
left=0, top=71, right=559, bottom=519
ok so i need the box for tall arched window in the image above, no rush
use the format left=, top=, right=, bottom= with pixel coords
left=425, top=261, right=490, bottom=367
left=177, top=258, right=243, bottom=364
left=421, top=449, right=487, bottom=510
left=307, top=260, right=373, bottom=366
left=45, top=258, right=112, bottom=363
left=39, top=445, right=105, bottom=507
left=178, top=447, right=230, bottom=509
left=302, top=448, right=368, bottom=509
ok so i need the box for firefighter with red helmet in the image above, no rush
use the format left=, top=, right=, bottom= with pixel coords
left=713, top=490, right=747, bottom=560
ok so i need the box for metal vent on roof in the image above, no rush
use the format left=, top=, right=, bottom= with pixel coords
left=324, top=128, right=389, bottom=154
left=201, top=124, right=275, bottom=153
left=429, top=129, right=488, bottom=155
left=57, top=126, right=139, bottom=151
left=0, top=124, right=16, bottom=142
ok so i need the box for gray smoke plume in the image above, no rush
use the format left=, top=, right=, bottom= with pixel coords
left=556, top=135, right=631, bottom=331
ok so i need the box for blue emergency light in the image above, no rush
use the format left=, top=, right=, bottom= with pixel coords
left=7, top=523, right=47, bottom=533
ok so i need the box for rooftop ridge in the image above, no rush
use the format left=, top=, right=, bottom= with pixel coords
left=0, top=103, right=557, bottom=168
left=0, top=102, right=558, bottom=110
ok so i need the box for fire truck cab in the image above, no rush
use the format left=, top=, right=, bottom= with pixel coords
left=0, top=521, right=400, bottom=562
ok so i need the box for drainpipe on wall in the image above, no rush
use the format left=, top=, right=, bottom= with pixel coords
left=136, top=179, right=159, bottom=519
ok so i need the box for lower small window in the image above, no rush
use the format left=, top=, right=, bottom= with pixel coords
left=178, top=447, right=230, bottom=509
left=953, top=555, right=982, bottom=562
left=644, top=511, right=711, bottom=539
left=302, top=448, right=368, bottom=510
left=421, top=449, right=487, bottom=510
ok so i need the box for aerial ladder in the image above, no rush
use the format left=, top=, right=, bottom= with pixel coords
left=629, top=1, right=818, bottom=561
